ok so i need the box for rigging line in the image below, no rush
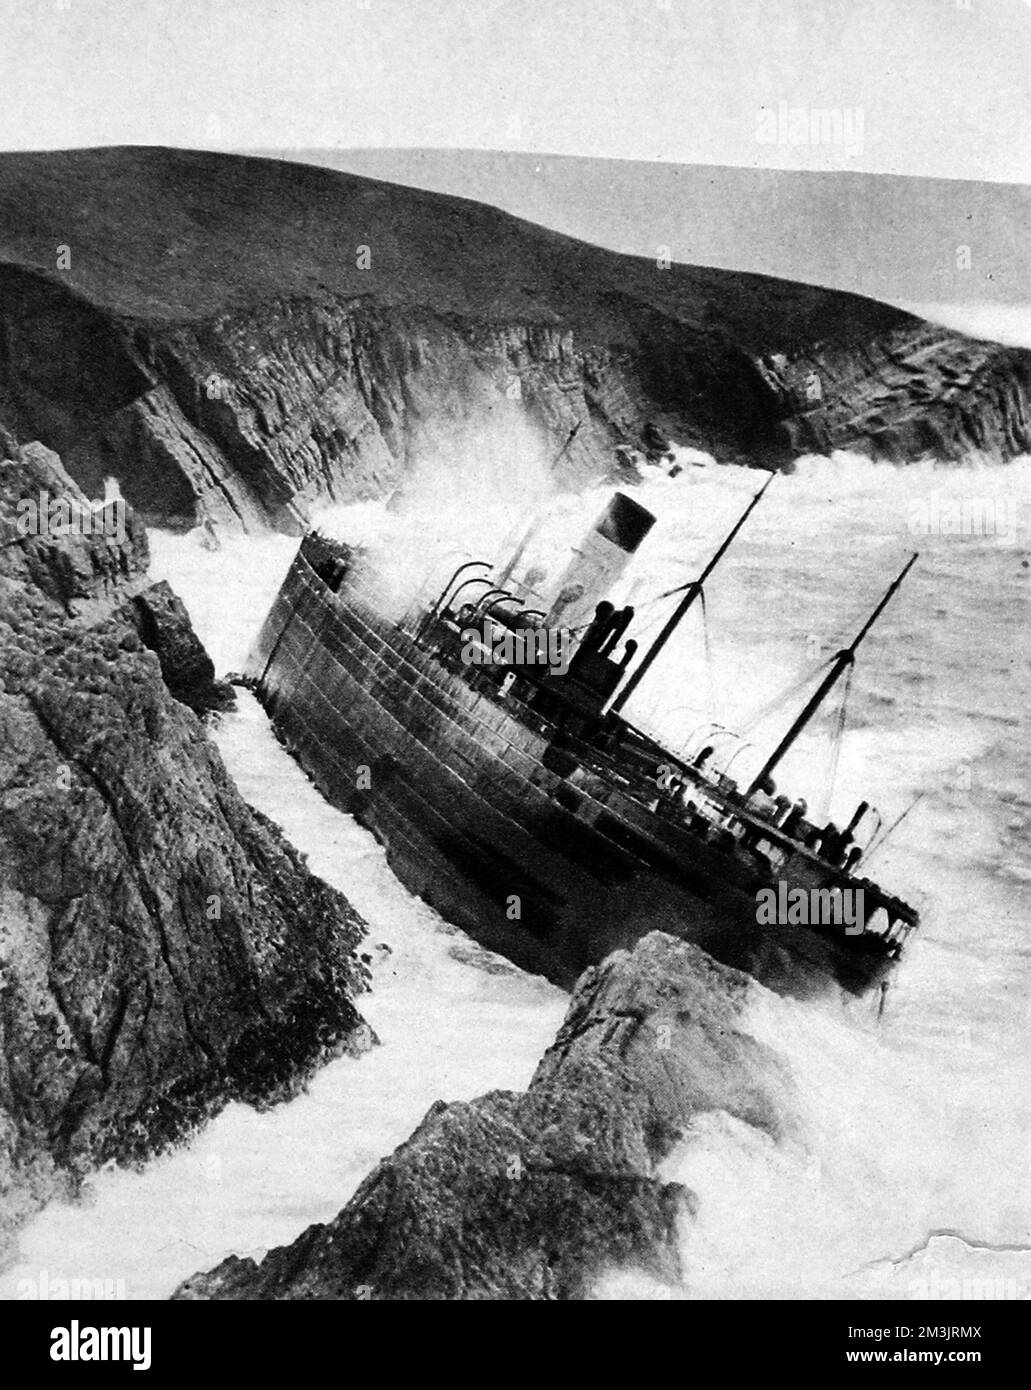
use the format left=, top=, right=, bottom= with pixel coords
left=738, top=655, right=837, bottom=736
left=698, top=585, right=718, bottom=718
left=618, top=584, right=716, bottom=648
left=863, top=792, right=927, bottom=867
left=819, top=659, right=853, bottom=823
left=555, top=581, right=692, bottom=641
left=613, top=601, right=687, bottom=647
left=636, top=587, right=691, bottom=612
left=535, top=564, right=693, bottom=643
left=654, top=578, right=695, bottom=601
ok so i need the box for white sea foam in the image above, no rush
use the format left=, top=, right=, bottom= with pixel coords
left=3, top=450, right=1029, bottom=1300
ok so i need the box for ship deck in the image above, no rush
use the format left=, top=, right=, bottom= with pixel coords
left=247, top=534, right=914, bottom=998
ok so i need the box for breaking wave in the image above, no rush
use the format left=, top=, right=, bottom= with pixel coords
left=4, top=446, right=1030, bottom=1300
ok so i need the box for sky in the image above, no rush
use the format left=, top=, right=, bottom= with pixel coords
left=0, top=0, right=1029, bottom=183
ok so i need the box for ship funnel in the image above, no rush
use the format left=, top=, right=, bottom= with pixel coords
left=543, top=493, right=656, bottom=633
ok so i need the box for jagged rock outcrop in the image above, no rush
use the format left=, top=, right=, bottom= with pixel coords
left=769, top=324, right=1031, bottom=462
left=174, top=933, right=796, bottom=1300
left=0, top=436, right=372, bottom=1252
left=122, top=583, right=235, bottom=716
left=1, top=148, right=1028, bottom=534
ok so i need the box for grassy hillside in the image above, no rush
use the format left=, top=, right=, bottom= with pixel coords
left=296, top=147, right=1031, bottom=314
left=0, top=146, right=912, bottom=352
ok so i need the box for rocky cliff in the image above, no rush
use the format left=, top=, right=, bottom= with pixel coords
left=1, top=148, right=1027, bottom=534
left=0, top=434, right=371, bottom=1252
left=173, top=933, right=796, bottom=1301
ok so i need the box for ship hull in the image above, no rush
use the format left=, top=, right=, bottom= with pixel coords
left=248, top=540, right=897, bottom=1000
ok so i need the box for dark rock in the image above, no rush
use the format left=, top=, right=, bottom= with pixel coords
left=0, top=440, right=149, bottom=608
left=123, top=584, right=235, bottom=714
left=174, top=933, right=796, bottom=1300
left=0, top=437, right=372, bottom=1252
left=1, top=148, right=1028, bottom=534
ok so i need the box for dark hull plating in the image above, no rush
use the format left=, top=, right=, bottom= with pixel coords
left=249, top=540, right=899, bottom=999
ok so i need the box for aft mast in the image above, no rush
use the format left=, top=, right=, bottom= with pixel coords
left=745, top=554, right=919, bottom=795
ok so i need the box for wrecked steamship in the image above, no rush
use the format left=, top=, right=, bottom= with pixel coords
left=248, top=477, right=920, bottom=1000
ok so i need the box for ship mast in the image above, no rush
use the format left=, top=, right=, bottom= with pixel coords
left=745, top=553, right=918, bottom=796
left=607, top=471, right=774, bottom=716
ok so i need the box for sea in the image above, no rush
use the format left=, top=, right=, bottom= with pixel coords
left=2, top=441, right=1029, bottom=1301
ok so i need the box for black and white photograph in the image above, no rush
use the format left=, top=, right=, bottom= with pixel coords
left=0, top=0, right=1029, bottom=1347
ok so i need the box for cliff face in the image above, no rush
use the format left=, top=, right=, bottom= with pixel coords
left=0, top=268, right=787, bottom=533
left=174, top=933, right=797, bottom=1301
left=0, top=435, right=371, bottom=1249
left=108, top=294, right=790, bottom=530
left=771, top=323, right=1031, bottom=462
left=0, top=148, right=1028, bottom=534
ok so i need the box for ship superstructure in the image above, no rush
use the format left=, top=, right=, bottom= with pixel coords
left=248, top=476, right=919, bottom=999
